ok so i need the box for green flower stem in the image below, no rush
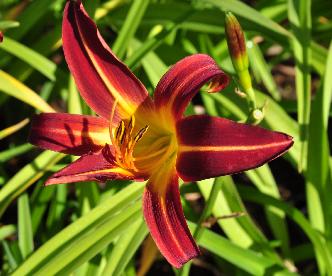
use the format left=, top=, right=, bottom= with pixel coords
left=177, top=178, right=223, bottom=276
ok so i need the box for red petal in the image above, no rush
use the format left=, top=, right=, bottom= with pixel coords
left=62, top=1, right=152, bottom=120
left=154, top=54, right=229, bottom=120
left=29, top=113, right=110, bottom=155
left=46, top=145, right=136, bottom=185
left=143, top=166, right=200, bottom=268
left=176, top=115, right=293, bottom=181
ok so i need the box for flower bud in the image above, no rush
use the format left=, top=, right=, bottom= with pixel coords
left=225, top=12, right=254, bottom=100
left=0, top=31, right=3, bottom=43
left=225, top=12, right=248, bottom=72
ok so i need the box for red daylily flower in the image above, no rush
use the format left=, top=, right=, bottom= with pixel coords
left=28, top=0, right=293, bottom=268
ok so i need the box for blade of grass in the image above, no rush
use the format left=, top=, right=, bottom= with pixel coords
left=18, top=193, right=34, bottom=260
left=0, top=21, right=19, bottom=29
left=0, top=37, right=58, bottom=81
left=31, top=185, right=55, bottom=235
left=324, top=42, right=332, bottom=247
left=5, top=0, right=55, bottom=40
left=247, top=40, right=281, bottom=101
left=12, top=183, right=145, bottom=275
left=95, top=0, right=128, bottom=20
left=179, top=178, right=224, bottom=276
left=53, top=206, right=142, bottom=276
left=130, top=38, right=168, bottom=87
left=0, top=118, right=29, bottom=140
left=198, top=177, right=281, bottom=261
left=0, top=225, right=16, bottom=240
left=306, top=41, right=332, bottom=247
left=0, top=151, right=64, bottom=217
left=239, top=185, right=332, bottom=275
left=203, top=0, right=290, bottom=42
left=187, top=222, right=292, bottom=276
left=112, top=0, right=150, bottom=59
left=6, top=24, right=62, bottom=82
left=102, top=218, right=148, bottom=276
left=0, top=144, right=34, bottom=163
left=288, top=0, right=311, bottom=172
left=0, top=70, right=55, bottom=113
left=2, top=241, right=22, bottom=272
left=45, top=185, right=67, bottom=237
left=245, top=167, right=290, bottom=257
left=125, top=10, right=193, bottom=69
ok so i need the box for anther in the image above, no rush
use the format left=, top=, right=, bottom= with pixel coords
left=115, top=121, right=125, bottom=141
left=133, top=125, right=149, bottom=144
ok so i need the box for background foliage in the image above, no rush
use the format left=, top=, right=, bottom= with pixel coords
left=0, top=0, right=331, bottom=275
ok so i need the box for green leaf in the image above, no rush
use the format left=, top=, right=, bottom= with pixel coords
left=198, top=177, right=281, bottom=262
left=31, top=185, right=56, bottom=235
left=0, top=225, right=16, bottom=241
left=0, top=151, right=64, bottom=217
left=288, top=0, right=312, bottom=172
left=18, top=193, right=34, bottom=260
left=46, top=185, right=67, bottom=236
left=6, top=0, right=55, bottom=40
left=112, top=0, right=150, bottom=59
left=239, top=185, right=332, bottom=275
left=0, top=21, right=20, bottom=30
left=247, top=40, right=281, bottom=101
left=245, top=167, right=290, bottom=257
left=306, top=40, right=332, bottom=241
left=203, top=0, right=290, bottom=42
left=0, top=144, right=34, bottom=163
left=12, top=183, right=145, bottom=276
left=102, top=218, right=148, bottom=276
left=125, top=10, right=193, bottom=69
left=0, top=118, right=29, bottom=140
left=188, top=222, right=292, bottom=275
left=0, top=37, right=58, bottom=81
left=0, top=70, right=55, bottom=113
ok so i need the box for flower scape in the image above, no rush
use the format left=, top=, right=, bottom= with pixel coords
left=28, top=0, right=293, bottom=268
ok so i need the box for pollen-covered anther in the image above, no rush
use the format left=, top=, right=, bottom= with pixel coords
left=111, top=115, right=149, bottom=171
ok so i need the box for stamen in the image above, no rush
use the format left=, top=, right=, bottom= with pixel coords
left=133, top=125, right=149, bottom=144
left=127, top=116, right=135, bottom=136
left=115, top=121, right=125, bottom=142
left=109, top=110, right=150, bottom=172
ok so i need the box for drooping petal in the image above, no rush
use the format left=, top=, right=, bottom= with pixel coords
left=29, top=113, right=110, bottom=155
left=154, top=54, right=229, bottom=120
left=62, top=0, right=152, bottom=121
left=46, top=145, right=136, bottom=185
left=143, top=164, right=200, bottom=268
left=176, top=115, right=293, bottom=181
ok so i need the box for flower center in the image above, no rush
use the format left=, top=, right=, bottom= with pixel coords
left=109, top=101, right=177, bottom=175
left=133, top=133, right=177, bottom=175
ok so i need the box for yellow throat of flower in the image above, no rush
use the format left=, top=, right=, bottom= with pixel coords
left=109, top=103, right=177, bottom=176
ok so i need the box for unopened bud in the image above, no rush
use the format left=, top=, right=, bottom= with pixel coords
left=225, top=12, right=255, bottom=106
left=225, top=12, right=248, bottom=72
left=0, top=31, right=3, bottom=43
